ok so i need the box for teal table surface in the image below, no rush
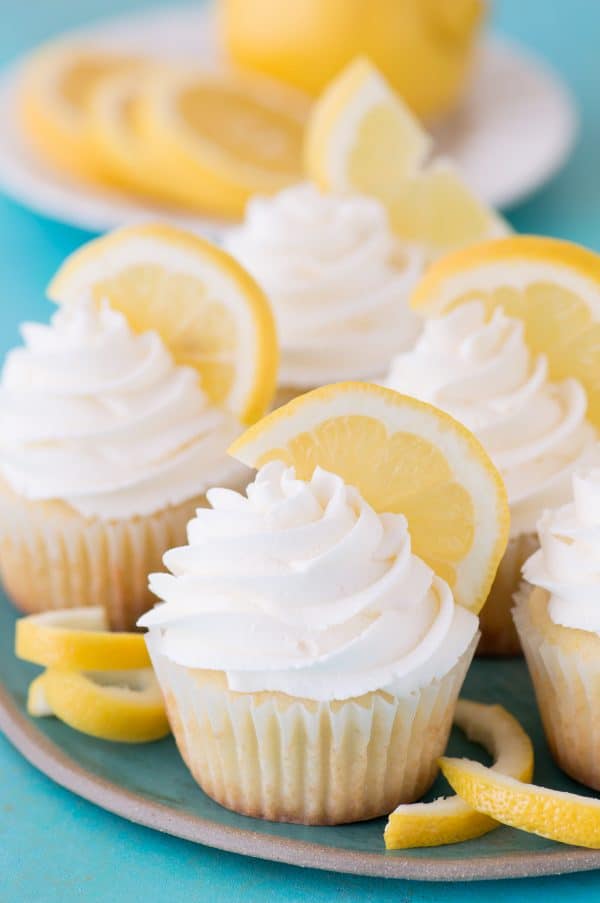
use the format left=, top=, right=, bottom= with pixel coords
left=1, top=1, right=600, bottom=900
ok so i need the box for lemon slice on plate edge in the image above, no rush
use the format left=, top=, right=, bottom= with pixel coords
left=15, top=607, right=150, bottom=671
left=384, top=699, right=534, bottom=849
left=27, top=668, right=169, bottom=744
left=15, top=607, right=168, bottom=743
left=18, top=41, right=146, bottom=182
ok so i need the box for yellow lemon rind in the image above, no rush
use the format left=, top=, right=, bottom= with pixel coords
left=15, top=607, right=150, bottom=671
left=31, top=668, right=170, bottom=743
left=384, top=699, right=534, bottom=849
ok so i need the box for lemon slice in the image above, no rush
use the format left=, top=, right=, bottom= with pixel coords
left=15, top=607, right=150, bottom=671
left=411, top=235, right=600, bottom=425
left=230, top=382, right=509, bottom=613
left=440, top=756, right=600, bottom=849
left=384, top=699, right=534, bottom=849
left=18, top=42, right=143, bottom=180
left=48, top=222, right=278, bottom=424
left=134, top=68, right=309, bottom=218
left=87, top=67, right=167, bottom=198
left=27, top=668, right=170, bottom=743
left=305, top=57, right=503, bottom=257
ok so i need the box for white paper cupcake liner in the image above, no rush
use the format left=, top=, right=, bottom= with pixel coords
left=0, top=480, right=207, bottom=630
left=146, top=631, right=477, bottom=825
left=514, top=586, right=600, bottom=791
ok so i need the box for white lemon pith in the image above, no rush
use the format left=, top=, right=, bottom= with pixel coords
left=230, top=382, right=509, bottom=614
left=15, top=607, right=150, bottom=671
left=47, top=223, right=278, bottom=424
left=411, top=236, right=600, bottom=427
left=384, top=699, right=534, bottom=849
left=305, top=58, right=504, bottom=257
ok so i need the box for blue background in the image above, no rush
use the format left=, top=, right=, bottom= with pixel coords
left=1, top=1, right=600, bottom=900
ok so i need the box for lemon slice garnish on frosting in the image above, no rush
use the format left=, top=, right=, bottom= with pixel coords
left=48, top=222, right=279, bottom=425
left=230, top=382, right=509, bottom=614
left=384, top=699, right=534, bottom=849
left=305, top=57, right=505, bottom=258
left=411, top=235, right=600, bottom=427
left=440, top=753, right=600, bottom=849
left=15, top=607, right=150, bottom=671
left=27, top=668, right=170, bottom=744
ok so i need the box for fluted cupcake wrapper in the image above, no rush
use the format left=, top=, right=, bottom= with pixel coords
left=514, top=589, right=600, bottom=791
left=478, top=531, right=539, bottom=657
left=0, top=481, right=208, bottom=630
left=146, top=631, right=477, bottom=825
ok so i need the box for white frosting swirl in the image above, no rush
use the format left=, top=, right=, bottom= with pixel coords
left=139, top=461, right=478, bottom=700
left=0, top=302, right=245, bottom=520
left=524, top=465, right=600, bottom=634
left=225, top=183, right=423, bottom=388
left=386, top=302, right=597, bottom=536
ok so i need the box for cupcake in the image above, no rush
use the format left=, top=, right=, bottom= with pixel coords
left=224, top=183, right=423, bottom=403
left=385, top=302, right=598, bottom=655
left=515, top=464, right=600, bottom=790
left=140, top=460, right=479, bottom=825
left=0, top=301, right=246, bottom=630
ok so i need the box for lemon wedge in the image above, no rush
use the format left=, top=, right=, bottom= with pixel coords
left=48, top=222, right=278, bottom=424
left=305, top=57, right=504, bottom=257
left=27, top=668, right=170, bottom=743
left=384, top=699, right=534, bottom=849
left=15, top=607, right=150, bottom=671
left=411, top=235, right=600, bottom=426
left=441, top=756, right=600, bottom=849
left=230, top=382, right=509, bottom=613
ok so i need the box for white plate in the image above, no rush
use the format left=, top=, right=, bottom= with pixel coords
left=0, top=4, right=578, bottom=239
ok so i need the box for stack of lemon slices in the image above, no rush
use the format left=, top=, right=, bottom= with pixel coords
left=18, top=40, right=502, bottom=258
left=18, top=42, right=309, bottom=219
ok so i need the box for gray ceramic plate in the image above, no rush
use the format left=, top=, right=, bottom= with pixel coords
left=1, top=594, right=600, bottom=882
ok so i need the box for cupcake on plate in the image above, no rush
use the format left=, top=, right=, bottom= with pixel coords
left=515, top=463, right=600, bottom=790
left=0, top=223, right=278, bottom=630
left=139, top=382, right=509, bottom=825
left=0, top=302, right=245, bottom=630
left=140, top=461, right=478, bottom=824
left=224, top=182, right=423, bottom=403
left=385, top=302, right=598, bottom=655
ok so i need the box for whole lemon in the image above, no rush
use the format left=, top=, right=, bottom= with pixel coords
left=219, top=0, right=485, bottom=120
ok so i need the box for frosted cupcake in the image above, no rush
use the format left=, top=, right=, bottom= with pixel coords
left=385, top=302, right=597, bottom=654
left=0, top=301, right=246, bottom=630
left=225, top=183, right=423, bottom=401
left=140, top=460, right=479, bottom=825
left=515, top=464, right=600, bottom=789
